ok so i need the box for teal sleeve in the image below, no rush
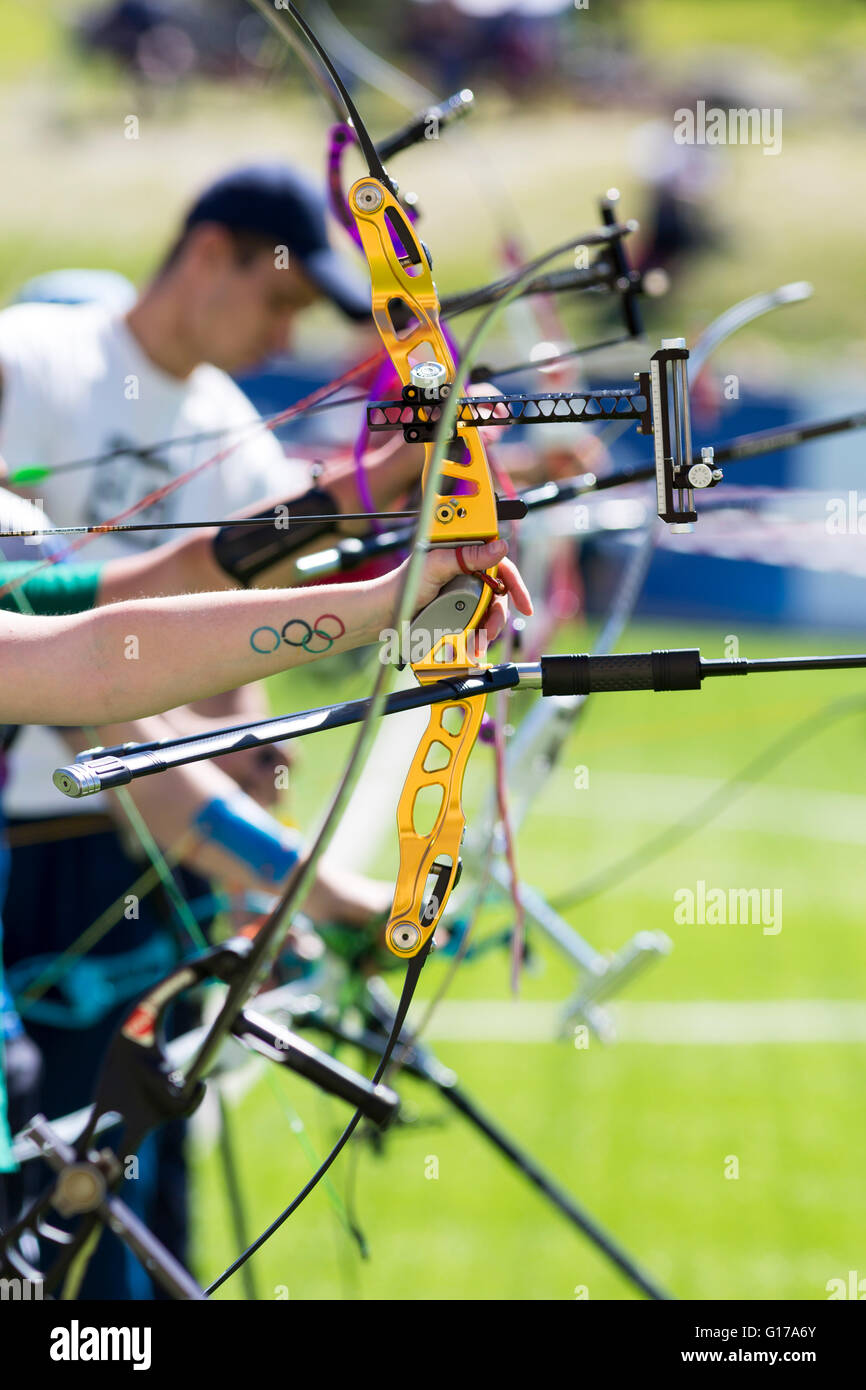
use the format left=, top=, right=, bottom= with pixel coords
left=0, top=562, right=102, bottom=615
left=0, top=558, right=102, bottom=1168
left=0, top=1035, right=14, bottom=1173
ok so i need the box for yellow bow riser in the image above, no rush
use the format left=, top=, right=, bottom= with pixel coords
left=349, top=177, right=497, bottom=548
left=385, top=691, right=486, bottom=956
left=348, top=175, right=500, bottom=956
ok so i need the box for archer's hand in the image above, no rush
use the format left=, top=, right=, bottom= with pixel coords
left=212, top=742, right=291, bottom=811
left=409, top=538, right=533, bottom=645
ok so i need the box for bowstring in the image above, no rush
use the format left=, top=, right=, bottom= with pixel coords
left=1, top=282, right=637, bottom=1014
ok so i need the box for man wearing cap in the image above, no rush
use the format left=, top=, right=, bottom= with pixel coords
left=0, top=163, right=422, bottom=1298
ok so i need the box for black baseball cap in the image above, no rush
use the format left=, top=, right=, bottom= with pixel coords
left=184, top=163, right=371, bottom=321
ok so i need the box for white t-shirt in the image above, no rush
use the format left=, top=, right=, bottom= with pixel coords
left=0, top=302, right=307, bottom=817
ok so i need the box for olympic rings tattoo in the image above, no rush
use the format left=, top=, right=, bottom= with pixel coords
left=250, top=613, right=346, bottom=656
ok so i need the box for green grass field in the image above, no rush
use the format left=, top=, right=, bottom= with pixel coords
left=190, top=619, right=866, bottom=1301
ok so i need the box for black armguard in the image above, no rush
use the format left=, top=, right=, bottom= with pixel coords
left=212, top=487, right=339, bottom=585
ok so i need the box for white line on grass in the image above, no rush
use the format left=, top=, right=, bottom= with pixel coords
left=418, top=1000, right=866, bottom=1044
left=562, top=771, right=866, bottom=845
left=187, top=999, right=866, bottom=1153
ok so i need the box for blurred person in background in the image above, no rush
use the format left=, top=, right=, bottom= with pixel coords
left=404, top=0, right=563, bottom=95
left=629, top=92, right=728, bottom=283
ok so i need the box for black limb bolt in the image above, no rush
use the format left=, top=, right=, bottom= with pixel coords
left=540, top=648, right=703, bottom=696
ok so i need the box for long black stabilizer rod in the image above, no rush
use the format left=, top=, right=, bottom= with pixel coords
left=296, top=406, right=866, bottom=580
left=701, top=407, right=866, bottom=466
left=562, top=406, right=866, bottom=497
left=54, top=648, right=866, bottom=797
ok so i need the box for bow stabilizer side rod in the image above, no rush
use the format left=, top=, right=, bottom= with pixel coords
left=440, top=221, right=639, bottom=318
left=377, top=87, right=475, bottom=162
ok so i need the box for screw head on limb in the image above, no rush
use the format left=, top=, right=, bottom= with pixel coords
left=354, top=181, right=385, bottom=213
left=389, top=922, right=421, bottom=953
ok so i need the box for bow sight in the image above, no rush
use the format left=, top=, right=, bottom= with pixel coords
left=364, top=336, right=723, bottom=530
left=649, top=338, right=717, bottom=527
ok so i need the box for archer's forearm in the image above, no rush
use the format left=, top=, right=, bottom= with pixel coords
left=324, top=435, right=423, bottom=517
left=1, top=581, right=392, bottom=726
left=62, top=715, right=301, bottom=895
left=95, top=532, right=232, bottom=604
left=121, top=438, right=423, bottom=596
left=230, top=442, right=425, bottom=588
